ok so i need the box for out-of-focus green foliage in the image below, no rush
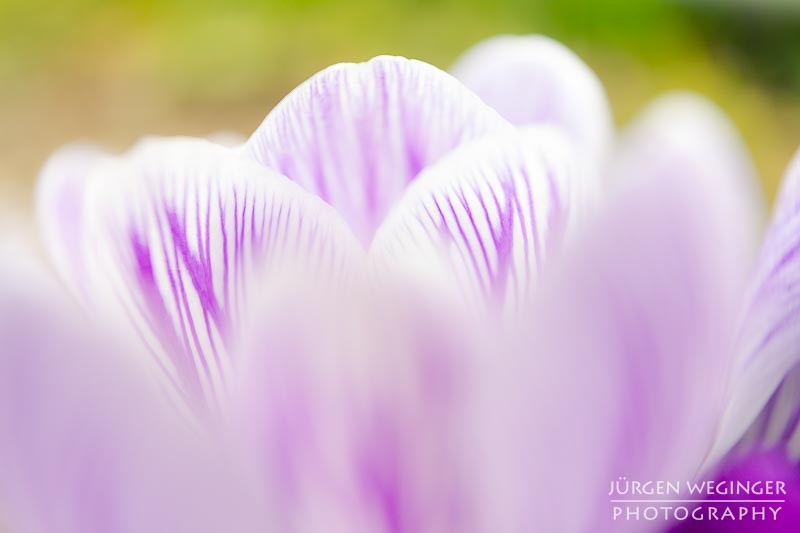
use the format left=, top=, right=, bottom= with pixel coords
left=3, top=0, right=800, bottom=199
left=4, top=0, right=800, bottom=100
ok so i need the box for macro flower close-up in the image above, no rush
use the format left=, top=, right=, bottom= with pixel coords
left=3, top=2, right=800, bottom=532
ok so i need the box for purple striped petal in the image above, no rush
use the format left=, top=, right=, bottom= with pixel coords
left=712, top=147, right=800, bottom=462
left=243, top=56, right=514, bottom=242
left=0, top=250, right=264, bottom=533
left=58, top=137, right=362, bottom=414
left=469, top=166, right=747, bottom=531
left=451, top=35, right=614, bottom=167
left=370, top=130, right=584, bottom=310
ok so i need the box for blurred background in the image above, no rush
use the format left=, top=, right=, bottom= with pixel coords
left=3, top=0, right=800, bottom=211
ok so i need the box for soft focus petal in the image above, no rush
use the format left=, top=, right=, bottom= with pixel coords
left=613, top=92, right=764, bottom=272
left=451, top=34, right=613, bottom=167
left=0, top=246, right=264, bottom=533
left=712, top=149, right=800, bottom=461
left=232, top=277, right=487, bottom=533
left=35, top=142, right=110, bottom=298
left=243, top=55, right=513, bottom=241
left=470, top=164, right=747, bottom=532
left=233, top=283, right=374, bottom=532
left=69, top=137, right=362, bottom=413
left=370, top=129, right=584, bottom=311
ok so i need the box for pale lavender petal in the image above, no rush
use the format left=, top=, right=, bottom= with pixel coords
left=243, top=56, right=514, bottom=242
left=0, top=249, right=264, bottom=533
left=75, top=137, right=362, bottom=414
left=712, top=148, right=800, bottom=462
left=231, top=280, right=487, bottom=532
left=451, top=35, right=614, bottom=167
left=469, top=166, right=747, bottom=531
left=612, top=92, right=764, bottom=270
left=370, top=130, right=584, bottom=311
left=35, top=142, right=110, bottom=298
left=232, top=286, right=373, bottom=532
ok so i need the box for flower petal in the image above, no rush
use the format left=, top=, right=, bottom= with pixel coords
left=469, top=166, right=746, bottom=530
left=68, top=137, right=362, bottom=414
left=35, top=142, right=110, bottom=298
left=231, top=279, right=488, bottom=532
left=451, top=34, right=614, bottom=167
left=711, top=147, right=800, bottom=462
left=612, top=91, right=765, bottom=269
left=370, top=129, right=584, bottom=311
left=232, top=285, right=373, bottom=532
left=243, top=55, right=514, bottom=241
left=0, top=247, right=264, bottom=533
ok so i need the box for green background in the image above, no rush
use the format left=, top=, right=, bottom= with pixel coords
left=3, top=0, right=800, bottom=205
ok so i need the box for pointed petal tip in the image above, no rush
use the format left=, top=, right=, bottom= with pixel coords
left=244, top=54, right=512, bottom=241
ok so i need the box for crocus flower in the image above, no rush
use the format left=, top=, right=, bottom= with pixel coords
left=1, top=36, right=799, bottom=533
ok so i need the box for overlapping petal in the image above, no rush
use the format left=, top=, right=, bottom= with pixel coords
left=243, top=55, right=514, bottom=241
left=370, top=130, right=584, bottom=311
left=468, top=166, right=747, bottom=531
left=451, top=34, right=613, bottom=167
left=41, top=137, right=363, bottom=413
left=0, top=248, right=264, bottom=533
